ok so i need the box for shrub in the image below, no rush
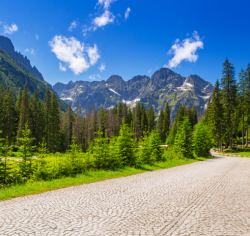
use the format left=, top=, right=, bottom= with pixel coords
left=192, top=123, right=213, bottom=157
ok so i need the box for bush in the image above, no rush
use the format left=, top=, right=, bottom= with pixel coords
left=192, top=123, right=213, bottom=157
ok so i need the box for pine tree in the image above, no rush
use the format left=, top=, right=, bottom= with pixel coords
left=44, top=90, right=61, bottom=152
left=221, top=59, right=237, bottom=148
left=157, top=110, right=165, bottom=141
left=116, top=123, right=135, bottom=166
left=167, top=106, right=186, bottom=144
left=17, top=88, right=30, bottom=138
left=206, top=81, right=224, bottom=149
left=147, top=106, right=155, bottom=132
left=157, top=103, right=171, bottom=142
left=0, top=133, right=9, bottom=186
left=173, top=117, right=193, bottom=157
left=30, top=92, right=44, bottom=145
left=62, top=106, right=74, bottom=149
left=17, top=123, right=35, bottom=180
left=2, top=91, right=16, bottom=143
left=148, top=130, right=162, bottom=161
left=49, top=93, right=61, bottom=151
left=238, top=65, right=250, bottom=146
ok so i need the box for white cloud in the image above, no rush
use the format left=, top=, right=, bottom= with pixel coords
left=87, top=44, right=100, bottom=65
left=24, top=48, right=35, bottom=56
left=99, top=63, right=106, bottom=72
left=124, top=7, right=131, bottom=20
left=68, top=21, right=77, bottom=31
left=59, top=62, right=67, bottom=72
left=3, top=23, right=18, bottom=35
left=35, top=34, right=39, bottom=40
left=49, top=35, right=100, bottom=75
left=93, top=10, right=115, bottom=29
left=98, top=0, right=113, bottom=10
left=167, top=31, right=204, bottom=68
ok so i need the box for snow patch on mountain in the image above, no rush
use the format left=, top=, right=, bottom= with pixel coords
left=109, top=88, right=121, bottom=96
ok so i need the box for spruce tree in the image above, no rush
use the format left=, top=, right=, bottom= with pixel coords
left=30, top=92, right=44, bottom=145
left=2, top=91, right=16, bottom=143
left=17, top=88, right=30, bottom=138
left=147, top=106, right=155, bottom=132
left=116, top=123, right=135, bottom=166
left=221, top=59, right=237, bottom=148
left=17, top=123, right=35, bottom=180
left=206, top=81, right=224, bottom=149
left=238, top=65, right=250, bottom=146
left=173, top=117, right=193, bottom=158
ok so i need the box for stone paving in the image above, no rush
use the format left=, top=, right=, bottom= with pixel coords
left=1, top=155, right=250, bottom=235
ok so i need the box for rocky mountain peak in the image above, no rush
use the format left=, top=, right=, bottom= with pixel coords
left=53, top=68, right=214, bottom=118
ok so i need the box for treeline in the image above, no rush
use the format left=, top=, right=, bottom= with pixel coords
left=204, top=60, right=250, bottom=149
left=0, top=59, right=249, bottom=187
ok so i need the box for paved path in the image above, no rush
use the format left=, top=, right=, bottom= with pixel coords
left=1, top=155, right=250, bottom=235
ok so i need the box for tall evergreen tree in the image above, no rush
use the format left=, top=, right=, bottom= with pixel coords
left=221, top=59, right=237, bottom=148
left=30, top=92, right=44, bottom=145
left=17, top=88, right=30, bottom=138
left=115, top=123, right=135, bottom=166
left=147, top=106, right=155, bottom=132
left=173, top=117, right=193, bottom=157
left=206, top=81, right=224, bottom=149
left=238, top=65, right=250, bottom=146
left=2, top=91, right=16, bottom=143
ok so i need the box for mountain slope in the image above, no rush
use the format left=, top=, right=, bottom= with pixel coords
left=53, top=68, right=213, bottom=118
left=0, top=36, right=44, bottom=82
left=0, top=49, right=50, bottom=98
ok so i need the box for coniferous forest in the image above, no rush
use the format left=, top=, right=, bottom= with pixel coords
left=0, top=59, right=249, bottom=187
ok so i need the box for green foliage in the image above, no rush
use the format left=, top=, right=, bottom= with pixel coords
left=116, top=123, right=135, bottom=166
left=221, top=59, right=237, bottom=148
left=173, top=117, right=193, bottom=158
left=205, top=80, right=224, bottom=149
left=17, top=123, right=35, bottom=181
left=157, top=103, right=170, bottom=142
left=89, top=131, right=121, bottom=170
left=192, top=123, right=213, bottom=157
left=148, top=130, right=163, bottom=161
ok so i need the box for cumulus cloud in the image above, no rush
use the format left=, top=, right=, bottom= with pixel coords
left=93, top=10, right=115, bottom=29
left=68, top=21, right=77, bottom=31
left=3, top=23, right=18, bottom=35
left=49, top=35, right=100, bottom=75
left=87, top=44, right=100, bottom=65
left=167, top=31, right=204, bottom=68
left=99, top=63, right=106, bottom=72
left=124, top=7, right=131, bottom=20
left=98, top=0, right=113, bottom=10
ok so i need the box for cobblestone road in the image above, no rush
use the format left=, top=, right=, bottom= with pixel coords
left=1, top=155, right=250, bottom=235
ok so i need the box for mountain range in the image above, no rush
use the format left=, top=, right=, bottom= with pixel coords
left=53, top=69, right=213, bottom=119
left=0, top=35, right=213, bottom=118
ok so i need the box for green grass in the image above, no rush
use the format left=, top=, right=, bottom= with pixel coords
left=220, top=151, right=250, bottom=158
left=0, top=158, right=201, bottom=201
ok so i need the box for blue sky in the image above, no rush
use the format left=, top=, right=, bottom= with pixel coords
left=0, top=0, right=249, bottom=85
